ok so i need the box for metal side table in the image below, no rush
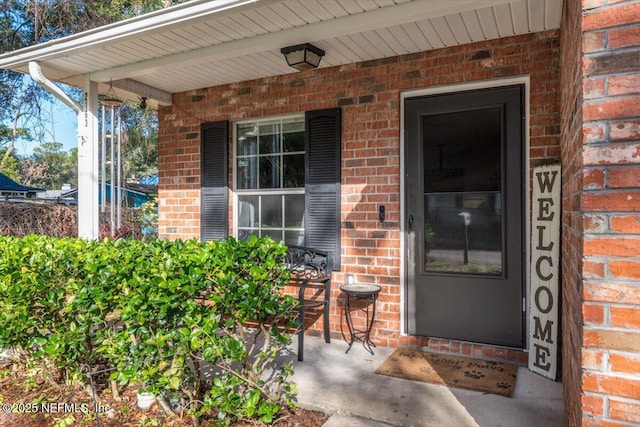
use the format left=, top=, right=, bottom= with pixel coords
left=340, top=283, right=381, bottom=355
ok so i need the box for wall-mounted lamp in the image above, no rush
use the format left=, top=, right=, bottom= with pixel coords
left=139, top=97, right=147, bottom=110
left=280, top=43, right=325, bottom=71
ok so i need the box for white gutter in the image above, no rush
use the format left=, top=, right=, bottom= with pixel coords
left=28, top=61, right=81, bottom=113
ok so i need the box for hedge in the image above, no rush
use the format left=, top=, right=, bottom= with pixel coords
left=0, top=235, right=298, bottom=425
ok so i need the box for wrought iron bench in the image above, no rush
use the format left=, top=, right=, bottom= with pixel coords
left=285, top=245, right=332, bottom=361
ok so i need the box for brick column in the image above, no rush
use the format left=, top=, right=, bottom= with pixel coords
left=564, top=0, right=640, bottom=425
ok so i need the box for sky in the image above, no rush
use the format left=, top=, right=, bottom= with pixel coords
left=11, top=99, right=78, bottom=157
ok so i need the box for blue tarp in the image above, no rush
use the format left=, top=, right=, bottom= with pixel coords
left=139, top=174, right=158, bottom=186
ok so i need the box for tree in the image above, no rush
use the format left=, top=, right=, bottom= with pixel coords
left=120, top=102, right=158, bottom=179
left=1, top=1, right=186, bottom=177
left=29, top=141, right=77, bottom=189
left=0, top=147, right=21, bottom=181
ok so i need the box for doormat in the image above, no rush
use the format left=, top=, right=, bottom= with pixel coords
left=375, top=348, right=518, bottom=397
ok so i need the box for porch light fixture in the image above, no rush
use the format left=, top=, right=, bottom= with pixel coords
left=280, top=43, right=325, bottom=71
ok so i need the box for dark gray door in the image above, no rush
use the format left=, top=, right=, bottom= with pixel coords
left=405, top=86, right=524, bottom=348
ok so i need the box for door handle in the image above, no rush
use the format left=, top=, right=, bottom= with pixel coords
left=408, top=214, right=414, bottom=229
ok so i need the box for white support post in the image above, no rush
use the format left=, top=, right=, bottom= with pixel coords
left=78, top=77, right=100, bottom=240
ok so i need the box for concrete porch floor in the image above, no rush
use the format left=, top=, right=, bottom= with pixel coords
left=287, top=335, right=565, bottom=427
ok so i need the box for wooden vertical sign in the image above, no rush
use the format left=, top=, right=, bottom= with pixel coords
left=529, top=164, right=561, bottom=380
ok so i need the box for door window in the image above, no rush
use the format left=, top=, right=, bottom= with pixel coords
left=422, top=108, right=504, bottom=275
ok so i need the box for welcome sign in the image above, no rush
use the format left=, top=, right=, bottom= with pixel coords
left=529, top=164, right=561, bottom=380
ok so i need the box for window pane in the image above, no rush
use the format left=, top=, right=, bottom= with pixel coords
left=282, top=154, right=305, bottom=188
left=238, top=228, right=258, bottom=240
left=283, top=118, right=305, bottom=152
left=237, top=157, right=257, bottom=189
left=238, top=195, right=258, bottom=227
left=424, top=192, right=502, bottom=275
left=259, top=156, right=280, bottom=188
left=261, top=195, right=282, bottom=228
left=237, top=124, right=257, bottom=155
left=285, top=194, right=305, bottom=227
left=259, top=122, right=281, bottom=154
left=423, top=108, right=502, bottom=193
left=285, top=230, right=305, bottom=246
left=262, top=229, right=283, bottom=242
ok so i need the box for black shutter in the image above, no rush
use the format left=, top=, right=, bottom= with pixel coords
left=201, top=121, right=229, bottom=241
left=305, top=108, right=341, bottom=270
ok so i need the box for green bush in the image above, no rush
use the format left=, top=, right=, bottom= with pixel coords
left=0, top=235, right=298, bottom=425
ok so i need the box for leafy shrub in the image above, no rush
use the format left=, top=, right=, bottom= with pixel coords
left=0, top=235, right=298, bottom=425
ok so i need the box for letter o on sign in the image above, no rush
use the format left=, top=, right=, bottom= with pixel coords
left=535, top=286, right=553, bottom=314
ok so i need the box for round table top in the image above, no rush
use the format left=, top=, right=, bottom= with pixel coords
left=340, top=283, right=381, bottom=295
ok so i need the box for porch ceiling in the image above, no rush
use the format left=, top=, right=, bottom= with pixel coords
left=0, top=0, right=562, bottom=107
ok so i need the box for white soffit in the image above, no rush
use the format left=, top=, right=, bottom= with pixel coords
left=0, top=0, right=563, bottom=106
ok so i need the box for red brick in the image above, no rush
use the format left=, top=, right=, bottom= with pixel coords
left=583, top=371, right=640, bottom=399
left=582, top=348, right=605, bottom=369
left=583, top=237, right=640, bottom=257
left=610, top=121, right=640, bottom=142
left=609, top=75, right=640, bottom=96
left=583, top=260, right=606, bottom=279
left=610, top=353, right=640, bottom=374
left=582, top=3, right=640, bottom=31
left=583, top=214, right=607, bottom=233
left=584, top=282, right=640, bottom=305
left=583, top=77, right=606, bottom=99
left=610, top=260, right=640, bottom=280
left=584, top=304, right=606, bottom=324
left=583, top=420, right=640, bottom=427
left=609, top=26, right=640, bottom=49
left=583, top=31, right=607, bottom=53
left=583, top=144, right=640, bottom=165
left=610, top=215, right=640, bottom=233
left=598, top=44, right=640, bottom=75
left=583, top=0, right=605, bottom=9
left=609, top=167, right=640, bottom=188
left=583, top=97, right=640, bottom=121
left=582, top=191, right=640, bottom=211
left=609, top=399, right=640, bottom=424
left=610, top=307, right=640, bottom=328
left=584, top=169, right=606, bottom=189
left=584, top=329, right=640, bottom=353
left=581, top=394, right=604, bottom=416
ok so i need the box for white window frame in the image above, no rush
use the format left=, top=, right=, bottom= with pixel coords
left=232, top=114, right=306, bottom=244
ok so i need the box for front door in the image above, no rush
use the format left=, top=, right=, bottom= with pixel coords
left=405, top=85, right=524, bottom=348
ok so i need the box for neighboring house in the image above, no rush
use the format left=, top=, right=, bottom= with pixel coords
left=0, top=1, right=638, bottom=425
left=38, top=182, right=157, bottom=208
left=37, top=183, right=77, bottom=205
left=0, top=172, right=42, bottom=199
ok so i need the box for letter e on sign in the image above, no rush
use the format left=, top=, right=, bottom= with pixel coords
left=529, top=164, right=560, bottom=380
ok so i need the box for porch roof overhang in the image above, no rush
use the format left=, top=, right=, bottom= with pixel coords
left=0, top=0, right=562, bottom=108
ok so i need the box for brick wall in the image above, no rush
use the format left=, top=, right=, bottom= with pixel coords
left=559, top=0, right=584, bottom=424
left=578, top=0, right=640, bottom=425
left=158, top=31, right=560, bottom=355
